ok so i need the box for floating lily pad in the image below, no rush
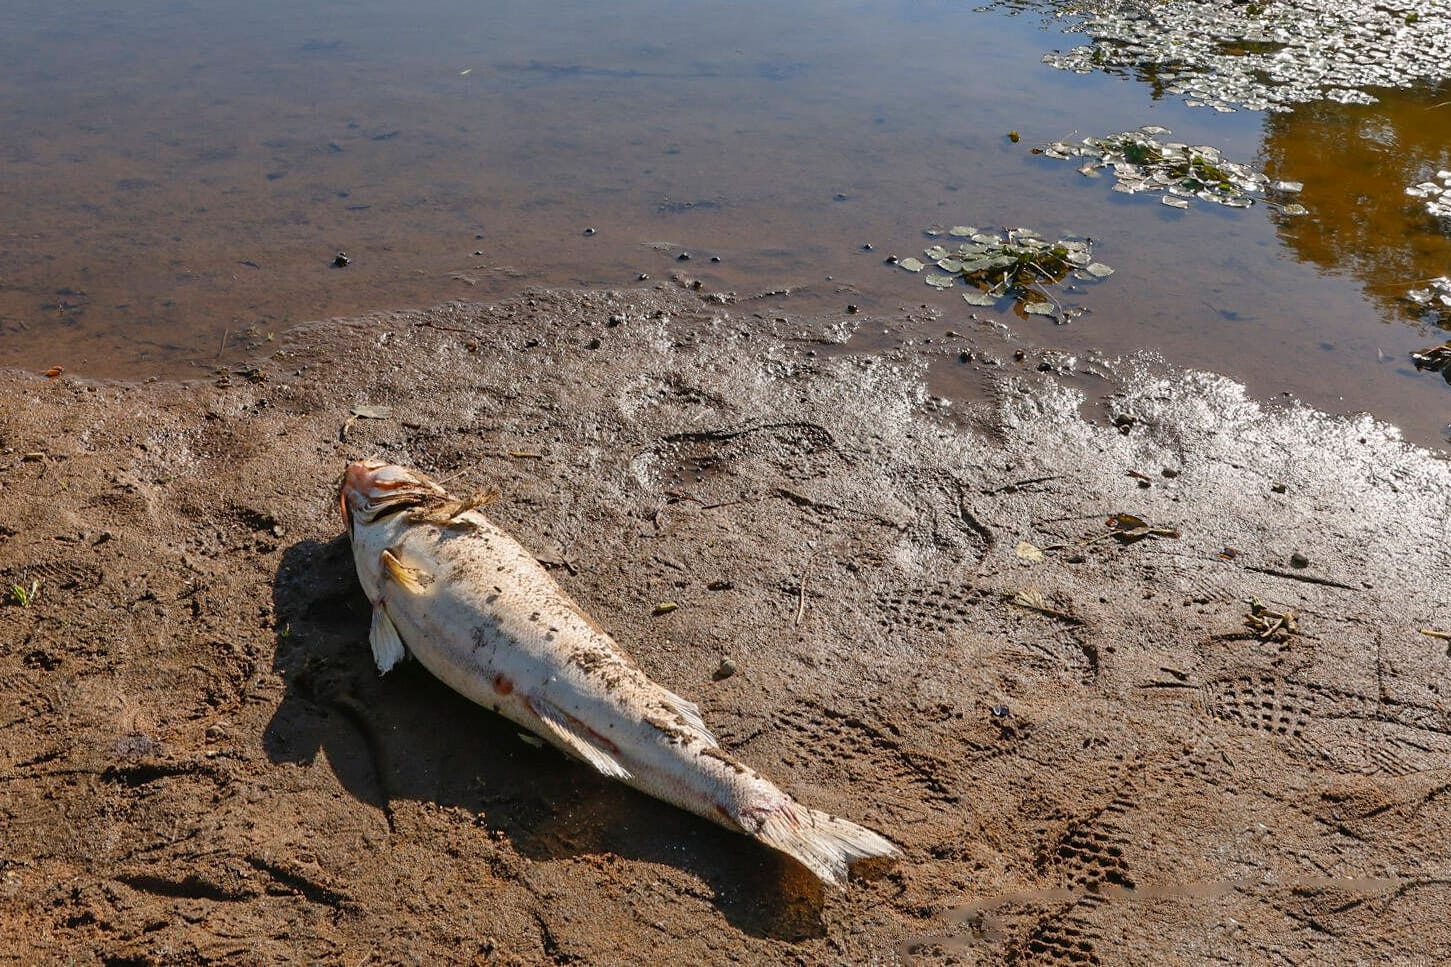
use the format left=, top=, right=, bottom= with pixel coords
left=889, top=224, right=1110, bottom=323
left=1040, top=128, right=1295, bottom=213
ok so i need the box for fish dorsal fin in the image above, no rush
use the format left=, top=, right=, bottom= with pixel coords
left=527, top=695, right=632, bottom=781
left=380, top=548, right=430, bottom=594
left=370, top=605, right=407, bottom=674
left=656, top=687, right=718, bottom=748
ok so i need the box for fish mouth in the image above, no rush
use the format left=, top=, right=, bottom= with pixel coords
left=339, top=459, right=447, bottom=530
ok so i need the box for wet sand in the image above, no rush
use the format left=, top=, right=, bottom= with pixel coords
left=2, top=284, right=1448, bottom=963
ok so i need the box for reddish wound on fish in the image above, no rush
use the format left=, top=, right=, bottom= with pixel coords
left=492, top=674, right=514, bottom=696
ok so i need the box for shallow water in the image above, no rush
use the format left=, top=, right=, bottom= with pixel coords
left=1, top=0, right=1448, bottom=446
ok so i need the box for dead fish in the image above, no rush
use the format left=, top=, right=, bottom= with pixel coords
left=338, top=458, right=900, bottom=887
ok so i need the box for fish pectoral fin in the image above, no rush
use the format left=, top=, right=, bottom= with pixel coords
left=527, top=696, right=632, bottom=781
left=379, top=548, right=429, bottom=594
left=656, top=687, right=718, bottom=747
left=370, top=604, right=408, bottom=674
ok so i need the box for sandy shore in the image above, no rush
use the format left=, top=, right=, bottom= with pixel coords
left=2, top=284, right=1449, bottom=964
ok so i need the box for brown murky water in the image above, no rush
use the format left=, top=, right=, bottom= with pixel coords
left=2, top=0, right=1449, bottom=446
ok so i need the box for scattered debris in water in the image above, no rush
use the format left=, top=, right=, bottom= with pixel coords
left=1405, top=277, right=1451, bottom=329
left=1406, top=170, right=1451, bottom=220
left=1037, top=127, right=1306, bottom=213
left=987, top=0, right=1451, bottom=113
left=1410, top=342, right=1451, bottom=376
left=894, top=225, right=1110, bottom=324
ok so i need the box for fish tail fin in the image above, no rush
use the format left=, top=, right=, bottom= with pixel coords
left=745, top=800, right=901, bottom=889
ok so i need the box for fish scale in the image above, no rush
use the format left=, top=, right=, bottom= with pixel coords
left=339, top=458, right=900, bottom=887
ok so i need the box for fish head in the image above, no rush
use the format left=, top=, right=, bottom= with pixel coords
left=338, top=458, right=448, bottom=537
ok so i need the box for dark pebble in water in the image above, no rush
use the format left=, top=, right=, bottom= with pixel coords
left=583, top=227, right=596, bottom=236
left=333, top=252, right=350, bottom=267
left=862, top=243, right=874, bottom=251
left=637, top=273, right=650, bottom=281
left=710, top=256, right=721, bottom=263
left=1290, top=551, right=1310, bottom=568
left=959, top=351, right=970, bottom=363
left=884, top=255, right=899, bottom=264
left=834, top=192, right=848, bottom=201
left=846, top=304, right=860, bottom=314
left=677, top=252, right=691, bottom=261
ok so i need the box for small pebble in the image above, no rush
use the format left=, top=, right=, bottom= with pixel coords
left=710, top=256, right=721, bottom=263
left=1272, top=482, right=1288, bottom=493
left=585, top=338, right=601, bottom=350
left=861, top=243, right=874, bottom=251
left=846, top=304, right=860, bottom=314
left=637, top=273, right=650, bottom=281
left=333, top=252, right=350, bottom=267
left=1290, top=551, right=1310, bottom=568
left=990, top=704, right=1011, bottom=718
left=712, top=657, right=737, bottom=681
left=677, top=252, right=691, bottom=261
left=606, top=314, right=626, bottom=327
left=582, top=227, right=597, bottom=236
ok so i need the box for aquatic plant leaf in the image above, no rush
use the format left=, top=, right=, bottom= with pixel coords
left=948, top=225, right=976, bottom=237
left=937, top=258, right=965, bottom=273
left=962, top=291, right=997, bottom=306
left=1023, top=302, right=1056, bottom=316
left=1085, top=262, right=1115, bottom=278
left=899, top=257, right=925, bottom=272
left=1161, top=195, right=1190, bottom=209
left=924, top=273, right=957, bottom=289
